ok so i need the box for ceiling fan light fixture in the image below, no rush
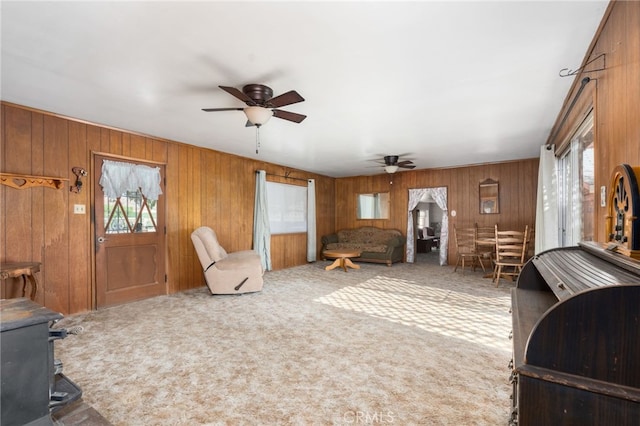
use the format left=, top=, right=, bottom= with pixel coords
left=384, top=165, right=399, bottom=174
left=244, top=106, right=272, bottom=126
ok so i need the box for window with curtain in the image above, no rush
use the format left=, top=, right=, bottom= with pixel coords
left=558, top=113, right=594, bottom=246
left=99, top=160, right=163, bottom=234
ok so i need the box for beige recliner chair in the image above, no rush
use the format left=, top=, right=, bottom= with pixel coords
left=191, top=226, right=264, bottom=294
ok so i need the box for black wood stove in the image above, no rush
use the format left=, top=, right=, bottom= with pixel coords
left=1, top=298, right=82, bottom=426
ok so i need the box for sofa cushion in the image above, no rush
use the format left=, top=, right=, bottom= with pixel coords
left=336, top=229, right=358, bottom=243
left=325, top=242, right=388, bottom=253
left=337, top=227, right=400, bottom=245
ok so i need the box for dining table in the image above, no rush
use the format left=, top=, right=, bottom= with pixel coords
left=476, top=238, right=496, bottom=279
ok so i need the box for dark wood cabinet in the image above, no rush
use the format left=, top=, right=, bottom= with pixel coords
left=509, top=242, right=640, bottom=425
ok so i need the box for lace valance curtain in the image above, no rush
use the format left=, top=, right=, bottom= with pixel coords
left=99, top=160, right=163, bottom=201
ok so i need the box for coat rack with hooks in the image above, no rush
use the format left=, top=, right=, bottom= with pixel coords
left=0, top=173, right=68, bottom=190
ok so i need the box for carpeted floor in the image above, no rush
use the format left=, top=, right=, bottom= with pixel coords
left=55, top=252, right=513, bottom=425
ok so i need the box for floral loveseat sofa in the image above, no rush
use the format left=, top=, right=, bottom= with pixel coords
left=321, top=226, right=406, bottom=266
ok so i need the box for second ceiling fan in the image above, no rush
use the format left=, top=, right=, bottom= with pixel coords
left=380, top=155, right=415, bottom=173
left=202, top=84, right=306, bottom=127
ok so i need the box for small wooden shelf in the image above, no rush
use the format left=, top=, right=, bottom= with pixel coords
left=0, top=173, right=68, bottom=190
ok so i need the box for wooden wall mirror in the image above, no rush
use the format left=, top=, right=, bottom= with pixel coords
left=479, top=179, right=499, bottom=214
left=357, top=192, right=390, bottom=219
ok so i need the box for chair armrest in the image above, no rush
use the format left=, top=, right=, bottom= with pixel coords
left=386, top=236, right=406, bottom=247
left=321, top=234, right=339, bottom=245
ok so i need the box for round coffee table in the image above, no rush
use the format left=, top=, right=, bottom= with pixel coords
left=323, top=249, right=361, bottom=272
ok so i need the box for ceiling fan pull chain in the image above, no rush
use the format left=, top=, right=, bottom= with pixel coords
left=255, top=125, right=261, bottom=154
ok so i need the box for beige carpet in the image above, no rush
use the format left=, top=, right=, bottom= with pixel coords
left=55, top=252, right=513, bottom=425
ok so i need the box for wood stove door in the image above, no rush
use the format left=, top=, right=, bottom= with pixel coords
left=94, top=155, right=166, bottom=308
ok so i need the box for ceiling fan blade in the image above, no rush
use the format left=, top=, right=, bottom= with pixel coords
left=219, top=85, right=256, bottom=105
left=399, top=164, right=416, bottom=169
left=267, top=90, right=305, bottom=108
left=201, top=107, right=244, bottom=112
left=273, top=109, right=306, bottom=123
left=397, top=160, right=414, bottom=167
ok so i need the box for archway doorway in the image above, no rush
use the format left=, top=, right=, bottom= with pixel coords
left=406, top=187, right=448, bottom=265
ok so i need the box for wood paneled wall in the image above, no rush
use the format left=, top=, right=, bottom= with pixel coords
left=335, top=159, right=540, bottom=264
left=1, top=103, right=334, bottom=314
left=547, top=0, right=640, bottom=243
left=2, top=1, right=638, bottom=315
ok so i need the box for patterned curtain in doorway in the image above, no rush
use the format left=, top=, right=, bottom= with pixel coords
left=406, top=187, right=448, bottom=266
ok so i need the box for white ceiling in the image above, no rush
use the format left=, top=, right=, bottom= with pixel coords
left=1, top=1, right=608, bottom=178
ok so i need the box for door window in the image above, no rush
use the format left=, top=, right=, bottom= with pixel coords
left=104, top=190, right=158, bottom=234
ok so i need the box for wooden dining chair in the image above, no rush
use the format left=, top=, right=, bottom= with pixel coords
left=453, top=226, right=486, bottom=274
left=525, top=227, right=535, bottom=260
left=493, top=225, right=529, bottom=286
left=475, top=223, right=496, bottom=265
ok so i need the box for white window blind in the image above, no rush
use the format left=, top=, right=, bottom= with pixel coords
left=266, top=181, right=307, bottom=234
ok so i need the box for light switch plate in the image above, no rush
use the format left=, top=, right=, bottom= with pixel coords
left=600, top=186, right=606, bottom=207
left=73, top=204, right=86, bottom=214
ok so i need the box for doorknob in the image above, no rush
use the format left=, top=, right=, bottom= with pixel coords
left=97, top=236, right=108, bottom=244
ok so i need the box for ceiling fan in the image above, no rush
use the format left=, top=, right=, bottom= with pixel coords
left=202, top=84, right=306, bottom=127
left=379, top=155, right=416, bottom=174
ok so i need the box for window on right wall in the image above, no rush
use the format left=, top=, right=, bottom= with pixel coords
left=558, top=111, right=594, bottom=246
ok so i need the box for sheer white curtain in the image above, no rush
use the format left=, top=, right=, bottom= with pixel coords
left=559, top=139, right=583, bottom=246
left=373, top=193, right=382, bottom=218
left=568, top=139, right=583, bottom=245
left=535, top=145, right=559, bottom=253
left=253, top=170, right=272, bottom=271
left=99, top=160, right=163, bottom=200
left=307, top=179, right=316, bottom=262
left=406, top=189, right=428, bottom=263
left=428, top=187, right=449, bottom=266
